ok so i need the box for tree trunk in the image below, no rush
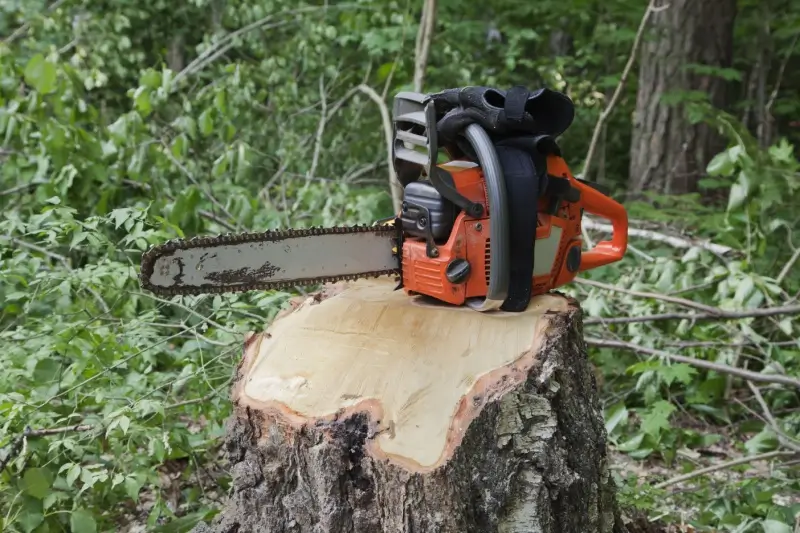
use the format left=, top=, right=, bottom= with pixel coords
left=628, top=0, right=737, bottom=196
left=191, top=279, right=632, bottom=533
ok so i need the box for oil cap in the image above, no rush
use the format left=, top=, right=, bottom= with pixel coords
left=445, top=258, right=471, bottom=284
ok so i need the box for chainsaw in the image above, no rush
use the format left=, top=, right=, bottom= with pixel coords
left=140, top=86, right=628, bottom=313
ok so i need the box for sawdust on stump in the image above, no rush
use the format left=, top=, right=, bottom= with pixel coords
left=191, top=278, right=645, bottom=533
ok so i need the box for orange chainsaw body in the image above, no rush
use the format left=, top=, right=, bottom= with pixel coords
left=399, top=155, right=628, bottom=306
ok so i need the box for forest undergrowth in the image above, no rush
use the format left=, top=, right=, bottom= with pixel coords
left=1, top=0, right=799, bottom=532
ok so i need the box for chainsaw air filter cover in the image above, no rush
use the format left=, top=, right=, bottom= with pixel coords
left=400, top=181, right=458, bottom=242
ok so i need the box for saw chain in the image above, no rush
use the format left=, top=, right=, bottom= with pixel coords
left=139, top=223, right=402, bottom=297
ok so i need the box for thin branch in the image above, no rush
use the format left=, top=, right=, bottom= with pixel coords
left=0, top=393, right=218, bottom=471
left=582, top=218, right=737, bottom=257
left=25, top=424, right=94, bottom=437
left=776, top=247, right=800, bottom=286
left=197, top=209, right=238, bottom=232
left=651, top=450, right=796, bottom=490
left=5, top=236, right=112, bottom=314
left=413, top=0, right=437, bottom=92
left=747, top=382, right=800, bottom=453
left=2, top=0, right=69, bottom=45
left=308, top=75, right=328, bottom=181
left=357, top=83, right=403, bottom=213
left=585, top=337, right=800, bottom=389
left=666, top=339, right=798, bottom=349
left=160, top=142, right=239, bottom=228
left=165, top=393, right=218, bottom=410
left=759, top=32, right=799, bottom=145
left=133, top=291, right=237, bottom=334
left=575, top=278, right=722, bottom=314
left=170, top=4, right=368, bottom=89
left=0, top=181, right=43, bottom=197
left=583, top=304, right=800, bottom=325
left=344, top=161, right=386, bottom=184
left=122, top=178, right=238, bottom=231
left=581, top=0, right=669, bottom=179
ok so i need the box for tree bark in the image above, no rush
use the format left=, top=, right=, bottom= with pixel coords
left=191, top=279, right=632, bottom=533
left=628, top=0, right=737, bottom=196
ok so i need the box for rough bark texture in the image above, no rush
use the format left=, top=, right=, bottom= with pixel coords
left=628, top=0, right=737, bottom=196
left=191, top=287, right=630, bottom=533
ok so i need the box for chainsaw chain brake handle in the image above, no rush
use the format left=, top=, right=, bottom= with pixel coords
left=391, top=92, right=484, bottom=218
left=572, top=180, right=629, bottom=271
left=462, top=122, right=510, bottom=312
left=391, top=91, right=511, bottom=312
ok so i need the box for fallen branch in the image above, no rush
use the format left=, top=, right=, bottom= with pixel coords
left=651, top=449, right=796, bottom=490
left=747, top=382, right=800, bottom=453
left=582, top=218, right=737, bottom=257
left=583, top=304, right=800, bottom=325
left=776, top=247, right=800, bottom=286
left=575, top=278, right=722, bottom=314
left=584, top=337, right=800, bottom=389
left=26, top=424, right=94, bottom=437
left=666, top=339, right=799, bottom=349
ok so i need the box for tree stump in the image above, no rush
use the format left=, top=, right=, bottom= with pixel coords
left=193, top=278, right=629, bottom=533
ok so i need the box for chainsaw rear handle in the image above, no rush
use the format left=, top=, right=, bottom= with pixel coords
left=574, top=181, right=628, bottom=271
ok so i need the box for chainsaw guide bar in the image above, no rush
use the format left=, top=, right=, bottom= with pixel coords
left=139, top=223, right=402, bottom=297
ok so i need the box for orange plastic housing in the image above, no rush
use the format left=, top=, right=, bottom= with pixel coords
left=400, top=155, right=628, bottom=306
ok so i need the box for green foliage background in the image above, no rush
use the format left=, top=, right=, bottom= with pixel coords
left=0, top=0, right=798, bottom=531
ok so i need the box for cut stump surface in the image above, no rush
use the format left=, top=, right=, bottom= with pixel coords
left=193, top=279, right=629, bottom=533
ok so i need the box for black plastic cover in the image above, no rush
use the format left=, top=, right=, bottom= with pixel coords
left=400, top=181, right=456, bottom=241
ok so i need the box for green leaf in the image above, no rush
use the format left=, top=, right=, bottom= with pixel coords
left=125, top=473, right=146, bottom=502
left=118, top=415, right=131, bottom=434
left=133, top=86, right=152, bottom=115
left=744, top=427, right=779, bottom=454
left=18, top=511, right=44, bottom=533
left=70, top=509, right=97, bottom=533
left=33, top=358, right=61, bottom=382
left=377, top=61, right=396, bottom=81
left=706, top=150, right=734, bottom=177
left=214, top=90, right=227, bottom=114
left=768, top=139, right=794, bottom=163
left=24, top=54, right=58, bottom=94
left=604, top=402, right=628, bottom=435
left=727, top=170, right=751, bottom=212
left=140, top=69, right=161, bottom=89
left=615, top=432, right=645, bottom=452
left=199, top=109, right=214, bottom=136
left=66, top=463, right=81, bottom=487
left=21, top=468, right=53, bottom=499
left=664, top=364, right=698, bottom=386
left=640, top=400, right=676, bottom=438
left=761, top=519, right=792, bottom=533
left=733, top=276, right=755, bottom=304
